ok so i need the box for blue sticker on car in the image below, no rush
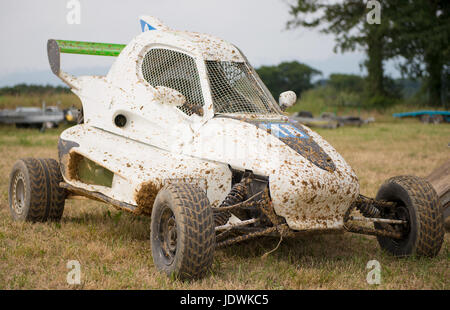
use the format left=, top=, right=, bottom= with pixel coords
left=140, top=20, right=156, bottom=32
left=259, top=123, right=309, bottom=139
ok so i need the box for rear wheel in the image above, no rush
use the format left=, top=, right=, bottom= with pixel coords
left=9, top=158, right=66, bottom=222
left=375, top=175, right=444, bottom=257
left=151, top=183, right=215, bottom=280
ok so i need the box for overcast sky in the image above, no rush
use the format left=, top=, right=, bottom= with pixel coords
left=0, top=0, right=399, bottom=87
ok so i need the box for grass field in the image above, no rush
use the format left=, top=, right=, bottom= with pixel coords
left=0, top=93, right=80, bottom=110
left=0, top=108, right=449, bottom=289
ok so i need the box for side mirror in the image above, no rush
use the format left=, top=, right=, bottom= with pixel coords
left=154, top=86, right=186, bottom=107
left=279, top=91, right=297, bottom=111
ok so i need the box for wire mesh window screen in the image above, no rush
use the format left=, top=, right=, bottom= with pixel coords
left=142, top=48, right=204, bottom=116
left=206, top=61, right=279, bottom=115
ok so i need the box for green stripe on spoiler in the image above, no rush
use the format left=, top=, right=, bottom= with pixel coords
left=47, top=39, right=126, bottom=77
left=55, top=40, right=126, bottom=57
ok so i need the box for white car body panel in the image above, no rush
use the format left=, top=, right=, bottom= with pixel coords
left=60, top=125, right=232, bottom=209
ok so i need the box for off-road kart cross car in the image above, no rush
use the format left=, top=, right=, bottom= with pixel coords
left=8, top=16, right=445, bottom=280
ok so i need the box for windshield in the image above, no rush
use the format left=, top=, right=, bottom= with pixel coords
left=206, top=61, right=281, bottom=115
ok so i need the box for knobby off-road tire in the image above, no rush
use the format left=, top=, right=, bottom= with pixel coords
left=9, top=158, right=66, bottom=222
left=151, top=183, right=215, bottom=280
left=375, top=175, right=444, bottom=257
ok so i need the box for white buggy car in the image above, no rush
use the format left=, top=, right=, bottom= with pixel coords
left=9, top=16, right=444, bottom=280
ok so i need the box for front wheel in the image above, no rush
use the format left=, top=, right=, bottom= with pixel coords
left=375, top=175, right=444, bottom=257
left=151, top=183, right=215, bottom=280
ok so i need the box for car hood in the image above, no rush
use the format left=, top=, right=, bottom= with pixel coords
left=184, top=115, right=340, bottom=175
left=182, top=115, right=360, bottom=230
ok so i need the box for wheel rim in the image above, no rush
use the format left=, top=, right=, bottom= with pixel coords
left=157, top=207, right=177, bottom=265
left=377, top=202, right=411, bottom=247
left=391, top=205, right=411, bottom=246
left=12, top=171, right=26, bottom=215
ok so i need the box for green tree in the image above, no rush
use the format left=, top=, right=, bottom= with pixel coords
left=387, top=0, right=450, bottom=107
left=328, top=73, right=365, bottom=93
left=256, top=61, right=321, bottom=98
left=286, top=0, right=450, bottom=107
left=286, top=0, right=391, bottom=99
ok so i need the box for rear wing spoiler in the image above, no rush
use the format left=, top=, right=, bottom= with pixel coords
left=47, top=39, right=126, bottom=89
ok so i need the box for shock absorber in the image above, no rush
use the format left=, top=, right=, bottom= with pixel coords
left=214, top=176, right=251, bottom=226
left=357, top=196, right=381, bottom=218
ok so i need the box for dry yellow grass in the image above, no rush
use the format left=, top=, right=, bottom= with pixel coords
left=0, top=118, right=449, bottom=289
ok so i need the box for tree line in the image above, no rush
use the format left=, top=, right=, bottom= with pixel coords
left=286, top=0, right=449, bottom=107
left=0, top=70, right=422, bottom=109
left=0, top=84, right=71, bottom=96
left=255, top=61, right=422, bottom=107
